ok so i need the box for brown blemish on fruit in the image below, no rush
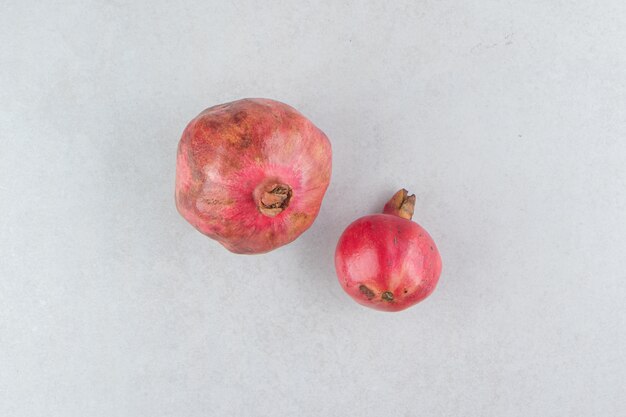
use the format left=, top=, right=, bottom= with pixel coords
left=288, top=212, right=310, bottom=234
left=239, top=133, right=251, bottom=148
left=381, top=291, right=394, bottom=302
left=207, top=120, right=222, bottom=131
left=359, top=285, right=375, bottom=300
left=202, top=198, right=221, bottom=205
left=233, top=110, right=247, bottom=123
left=202, top=197, right=234, bottom=206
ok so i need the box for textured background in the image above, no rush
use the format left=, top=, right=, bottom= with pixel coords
left=1, top=1, right=625, bottom=416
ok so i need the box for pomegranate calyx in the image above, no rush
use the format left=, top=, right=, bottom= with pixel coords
left=258, top=183, right=293, bottom=217
left=383, top=188, right=416, bottom=220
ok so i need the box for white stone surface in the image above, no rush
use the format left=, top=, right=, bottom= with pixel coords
left=1, top=1, right=625, bottom=416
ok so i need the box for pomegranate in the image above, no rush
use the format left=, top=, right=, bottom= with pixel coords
left=335, top=189, right=442, bottom=311
left=175, top=98, right=332, bottom=254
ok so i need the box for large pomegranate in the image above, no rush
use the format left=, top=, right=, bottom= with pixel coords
left=335, top=189, right=442, bottom=311
left=175, top=98, right=332, bottom=254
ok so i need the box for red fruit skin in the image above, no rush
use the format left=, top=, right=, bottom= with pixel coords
left=335, top=213, right=442, bottom=312
left=175, top=98, right=332, bottom=254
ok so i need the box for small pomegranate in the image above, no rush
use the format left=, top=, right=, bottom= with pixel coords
left=335, top=189, right=442, bottom=311
left=175, top=98, right=332, bottom=254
